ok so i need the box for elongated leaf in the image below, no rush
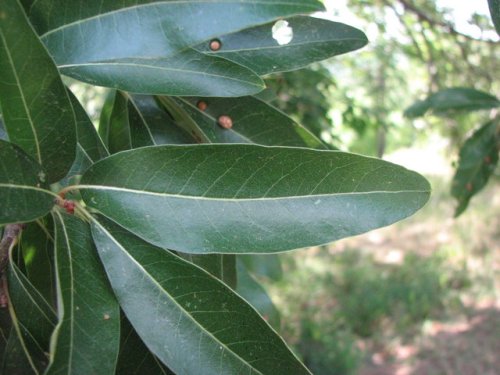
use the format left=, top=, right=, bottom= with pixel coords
left=7, top=248, right=57, bottom=373
left=0, top=140, right=54, bottom=225
left=451, top=118, right=499, bottom=217
left=405, top=88, right=500, bottom=118
left=47, top=211, right=120, bottom=375
left=28, top=1, right=323, bottom=96
left=240, top=254, right=283, bottom=282
left=0, top=0, right=76, bottom=183
left=91, top=217, right=312, bottom=375
left=0, top=117, right=6, bottom=141
left=108, top=92, right=131, bottom=154
left=488, top=0, right=500, bottom=36
left=160, top=96, right=326, bottom=148
left=80, top=144, right=430, bottom=254
left=20, top=219, right=55, bottom=304
left=66, top=90, right=108, bottom=163
left=236, top=260, right=281, bottom=328
left=116, top=315, right=174, bottom=375
left=179, top=254, right=237, bottom=289
left=127, top=95, right=195, bottom=147
left=197, top=16, right=368, bottom=75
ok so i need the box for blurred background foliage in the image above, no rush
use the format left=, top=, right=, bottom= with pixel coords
left=67, top=0, right=499, bottom=373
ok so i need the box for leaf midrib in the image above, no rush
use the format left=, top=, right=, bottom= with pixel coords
left=79, top=184, right=429, bottom=201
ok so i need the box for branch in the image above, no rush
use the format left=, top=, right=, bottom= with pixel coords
left=397, top=0, right=498, bottom=44
left=0, top=224, right=23, bottom=308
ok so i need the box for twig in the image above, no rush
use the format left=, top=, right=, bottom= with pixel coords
left=0, top=224, right=24, bottom=308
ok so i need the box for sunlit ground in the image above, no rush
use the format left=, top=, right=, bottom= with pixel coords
left=264, top=144, right=499, bottom=375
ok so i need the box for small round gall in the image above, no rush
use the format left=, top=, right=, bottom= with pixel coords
left=484, top=155, right=492, bottom=164
left=465, top=182, right=473, bottom=192
left=196, top=100, right=208, bottom=111
left=209, top=39, right=222, bottom=51
left=218, top=115, right=233, bottom=129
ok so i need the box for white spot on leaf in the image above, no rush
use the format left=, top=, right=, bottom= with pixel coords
left=272, top=20, right=293, bottom=45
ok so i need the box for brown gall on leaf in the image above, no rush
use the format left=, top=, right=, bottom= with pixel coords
left=209, top=39, right=222, bottom=51
left=218, top=115, right=233, bottom=129
left=484, top=155, right=492, bottom=164
left=196, top=100, right=208, bottom=111
left=465, top=182, right=473, bottom=192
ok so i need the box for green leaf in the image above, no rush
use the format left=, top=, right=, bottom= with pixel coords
left=451, top=118, right=499, bottom=217
left=19, top=219, right=55, bottom=306
left=236, top=260, right=281, bottom=328
left=0, top=117, right=6, bottom=141
left=159, top=96, right=326, bottom=148
left=0, top=140, right=54, bottom=225
left=91, top=217, right=312, bottom=375
left=116, top=315, right=174, bottom=375
left=47, top=211, right=120, bottom=375
left=127, top=95, right=196, bottom=147
left=107, top=92, right=131, bottom=154
left=405, top=88, right=500, bottom=118
left=80, top=144, right=431, bottom=254
left=7, top=247, right=57, bottom=373
left=240, top=255, right=283, bottom=282
left=66, top=89, right=109, bottom=163
left=196, top=16, right=368, bottom=75
left=28, top=0, right=324, bottom=96
left=98, top=91, right=116, bottom=148
left=488, top=0, right=500, bottom=36
left=0, top=0, right=76, bottom=183
left=1, top=329, right=37, bottom=375
left=179, top=254, right=237, bottom=289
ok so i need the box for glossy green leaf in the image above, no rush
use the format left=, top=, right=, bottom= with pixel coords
left=91, top=217, right=312, bottom=375
left=236, top=259, right=281, bottom=329
left=127, top=95, right=196, bottom=147
left=47, top=211, right=120, bottom=375
left=116, top=315, right=174, bottom=375
left=67, top=89, right=108, bottom=163
left=179, top=254, right=237, bottom=289
left=196, top=16, right=368, bottom=75
left=451, top=118, right=499, bottom=217
left=405, top=88, right=500, bottom=118
left=0, top=0, right=76, bottom=183
left=98, top=91, right=116, bottom=148
left=28, top=0, right=324, bottom=96
left=80, top=144, right=431, bottom=254
left=7, top=248, right=57, bottom=373
left=488, top=0, right=500, bottom=36
left=0, top=140, right=54, bottom=225
left=108, top=92, right=131, bottom=154
left=160, top=96, right=326, bottom=148
left=240, top=254, right=283, bottom=282
left=20, top=219, right=55, bottom=304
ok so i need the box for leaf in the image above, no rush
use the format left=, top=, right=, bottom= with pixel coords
left=28, top=0, right=324, bottom=96
left=404, top=88, right=500, bottom=118
left=159, top=96, right=326, bottom=148
left=66, top=89, right=108, bottom=163
left=235, top=260, right=281, bottom=329
left=0, top=0, right=76, bottom=183
left=451, top=118, right=499, bottom=217
left=1, top=329, right=37, bottom=375
left=0, top=117, right=6, bottom=141
left=116, top=315, right=174, bottom=375
left=178, top=254, right=237, bottom=289
left=7, top=247, right=57, bottom=373
left=488, top=0, right=500, bottom=36
left=107, top=92, right=131, bottom=154
left=240, top=255, right=283, bottom=282
left=91, top=217, right=312, bottom=375
left=80, top=144, right=431, bottom=254
left=0, top=140, right=54, bottom=225
left=20, top=219, right=55, bottom=304
left=196, top=16, right=368, bottom=75
left=127, top=95, right=196, bottom=147
left=98, top=91, right=116, bottom=148
left=46, top=211, right=120, bottom=375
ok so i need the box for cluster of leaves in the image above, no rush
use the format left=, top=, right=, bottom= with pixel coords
left=405, top=88, right=499, bottom=216
left=0, top=0, right=431, bottom=373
